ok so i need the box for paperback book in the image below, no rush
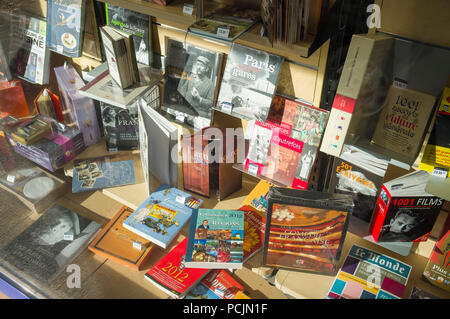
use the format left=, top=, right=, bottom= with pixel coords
left=46, top=0, right=86, bottom=57
left=423, top=229, right=450, bottom=292
left=72, top=154, right=136, bottom=193
left=144, top=238, right=209, bottom=299
left=185, top=209, right=245, bottom=269
left=185, top=269, right=245, bottom=299
left=216, top=43, right=284, bottom=122
left=162, top=38, right=223, bottom=129
left=263, top=187, right=353, bottom=275
left=327, top=244, right=412, bottom=299
left=122, top=185, right=203, bottom=249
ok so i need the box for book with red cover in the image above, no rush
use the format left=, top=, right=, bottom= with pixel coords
left=185, top=269, right=245, bottom=299
left=423, top=228, right=450, bottom=292
left=144, top=238, right=209, bottom=299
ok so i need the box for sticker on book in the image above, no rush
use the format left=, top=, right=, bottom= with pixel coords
left=432, top=167, right=448, bottom=179
left=217, top=26, right=230, bottom=38
left=248, top=163, right=259, bottom=176
left=183, top=3, right=194, bottom=15
left=221, top=101, right=233, bottom=114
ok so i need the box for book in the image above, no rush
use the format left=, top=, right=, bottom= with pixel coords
left=216, top=44, right=284, bottom=122
left=122, top=185, right=203, bottom=249
left=100, top=102, right=139, bottom=152
left=0, top=81, right=30, bottom=119
left=105, top=3, right=153, bottom=66
left=72, top=154, right=136, bottom=193
left=82, top=0, right=103, bottom=61
left=8, top=11, right=51, bottom=85
left=327, top=244, right=412, bottom=299
left=260, top=0, right=276, bottom=46
left=162, top=38, right=224, bottom=130
left=0, top=41, right=12, bottom=82
left=100, top=25, right=138, bottom=89
left=184, top=209, right=245, bottom=269
left=138, top=93, right=178, bottom=192
left=0, top=203, right=101, bottom=283
left=262, top=187, right=353, bottom=275
left=371, top=85, right=437, bottom=159
left=408, top=286, right=440, bottom=299
left=369, top=170, right=444, bottom=243
left=10, top=116, right=52, bottom=145
left=35, top=89, right=58, bottom=120
left=88, top=206, right=156, bottom=271
left=144, top=238, right=209, bottom=299
left=185, top=269, right=245, bottom=299
left=423, top=229, right=450, bottom=292
left=46, top=0, right=86, bottom=57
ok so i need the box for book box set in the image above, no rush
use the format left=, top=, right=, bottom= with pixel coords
left=0, top=0, right=448, bottom=301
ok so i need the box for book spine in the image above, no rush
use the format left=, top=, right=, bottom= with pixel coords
left=369, top=184, right=392, bottom=242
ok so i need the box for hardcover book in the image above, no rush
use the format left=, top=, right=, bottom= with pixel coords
left=184, top=209, right=245, bottom=269
left=262, top=187, right=353, bottom=275
left=0, top=203, right=101, bottom=283
left=100, top=102, right=139, bottom=152
left=88, top=205, right=156, bottom=271
left=71, top=154, right=136, bottom=193
left=185, top=269, right=245, bottom=299
left=327, top=244, right=412, bottom=299
left=46, top=0, right=86, bottom=57
left=423, top=229, right=450, bottom=292
left=0, top=81, right=30, bottom=119
left=162, top=38, right=223, bottom=129
left=369, top=170, right=444, bottom=243
left=144, top=238, right=209, bottom=299
left=122, top=185, right=203, bottom=249
left=8, top=11, right=50, bottom=85
left=216, top=43, right=284, bottom=122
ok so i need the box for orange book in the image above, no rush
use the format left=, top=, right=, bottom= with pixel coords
left=88, top=206, right=156, bottom=271
left=0, top=80, right=31, bottom=119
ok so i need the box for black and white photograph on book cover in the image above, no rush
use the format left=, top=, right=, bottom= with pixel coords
left=247, top=124, right=273, bottom=165
left=294, top=143, right=316, bottom=182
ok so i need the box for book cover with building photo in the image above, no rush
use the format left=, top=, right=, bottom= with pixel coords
left=216, top=43, right=284, bottom=122
left=162, top=38, right=223, bottom=129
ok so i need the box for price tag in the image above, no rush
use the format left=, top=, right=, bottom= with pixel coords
left=221, top=102, right=233, bottom=114
left=64, top=232, right=74, bottom=241
left=132, top=240, right=143, bottom=250
left=183, top=3, right=194, bottom=15
left=6, top=175, right=16, bottom=183
left=248, top=164, right=259, bottom=176
left=217, top=26, right=230, bottom=38
left=176, top=114, right=185, bottom=123
left=432, top=167, right=448, bottom=179
left=393, top=78, right=408, bottom=89
left=214, top=289, right=225, bottom=298
left=176, top=195, right=186, bottom=204
left=57, top=45, right=64, bottom=53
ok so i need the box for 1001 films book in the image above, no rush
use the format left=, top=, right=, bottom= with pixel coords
left=262, top=187, right=353, bottom=275
left=162, top=38, right=223, bottom=129
left=215, top=43, right=284, bottom=122
left=46, top=0, right=86, bottom=57
left=184, top=209, right=245, bottom=269
left=122, top=185, right=203, bottom=249
left=0, top=203, right=101, bottom=283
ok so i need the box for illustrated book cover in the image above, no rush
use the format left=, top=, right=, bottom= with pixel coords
left=185, top=269, right=245, bottom=299
left=122, top=185, right=203, bottom=249
left=88, top=205, right=156, bottom=271
left=262, top=187, right=353, bottom=275
left=327, top=244, right=412, bottom=299
left=0, top=81, right=30, bottom=119
left=0, top=203, right=101, bottom=283
left=162, top=38, right=223, bottom=130
left=422, top=229, right=450, bottom=292
left=144, top=237, right=209, bottom=299
left=72, top=154, right=136, bottom=193
left=216, top=43, right=284, bottom=122
left=46, top=0, right=86, bottom=57
left=184, top=209, right=245, bottom=269
left=369, top=170, right=444, bottom=243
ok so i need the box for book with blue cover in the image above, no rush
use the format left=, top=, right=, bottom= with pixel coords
left=184, top=209, right=245, bottom=269
left=72, top=154, right=136, bottom=193
left=122, top=185, right=203, bottom=249
left=46, top=0, right=86, bottom=57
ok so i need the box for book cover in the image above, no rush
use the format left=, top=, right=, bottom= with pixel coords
left=72, top=154, right=136, bottom=193
left=263, top=187, right=353, bottom=275
left=0, top=203, right=101, bottom=283
left=408, top=286, right=440, bottom=299
left=369, top=170, right=444, bottom=243
left=162, top=38, right=223, bottom=130
left=327, top=244, right=412, bottom=299
left=185, top=209, right=245, bottom=269
left=0, top=81, right=30, bottom=119
left=372, top=85, right=437, bottom=158
left=185, top=269, right=244, bottom=299
left=144, top=238, right=209, bottom=299
left=122, top=185, right=203, bottom=249
left=423, top=229, right=450, bottom=292
left=47, top=0, right=86, bottom=57
left=260, top=0, right=276, bottom=46
left=9, top=12, right=50, bottom=85
left=216, top=43, right=284, bottom=122
left=88, top=206, right=156, bottom=271
left=100, top=102, right=139, bottom=152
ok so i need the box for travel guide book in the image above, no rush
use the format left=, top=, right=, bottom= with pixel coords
left=46, top=0, right=86, bottom=57
left=185, top=269, right=245, bottom=299
left=327, top=244, right=412, bottom=299
left=72, top=154, right=136, bottom=193
left=184, top=209, right=245, bottom=269
left=122, top=185, right=203, bottom=249
left=263, top=187, right=353, bottom=275
left=216, top=43, right=284, bottom=122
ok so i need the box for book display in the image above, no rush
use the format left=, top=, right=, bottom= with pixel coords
left=0, top=0, right=449, bottom=303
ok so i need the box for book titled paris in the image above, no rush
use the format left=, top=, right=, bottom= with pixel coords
left=215, top=43, right=284, bottom=122
left=46, top=0, right=86, bottom=57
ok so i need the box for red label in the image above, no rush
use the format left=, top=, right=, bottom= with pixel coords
left=332, top=94, right=356, bottom=114
left=292, top=178, right=308, bottom=190
left=370, top=185, right=392, bottom=242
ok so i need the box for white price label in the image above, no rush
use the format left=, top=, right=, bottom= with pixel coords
left=214, top=289, right=225, bottom=298
left=132, top=240, right=143, bottom=250
left=248, top=164, right=259, bottom=176
left=221, top=102, right=233, bottom=113
left=57, top=45, right=64, bottom=53
left=432, top=167, right=448, bottom=179
left=183, top=3, right=194, bottom=15
left=217, top=26, right=230, bottom=38
left=393, top=78, right=408, bottom=89
left=64, top=232, right=74, bottom=241
left=176, top=195, right=186, bottom=204
left=6, top=175, right=16, bottom=183
left=176, top=114, right=185, bottom=122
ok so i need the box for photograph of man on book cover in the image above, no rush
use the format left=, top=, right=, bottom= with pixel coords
left=379, top=208, right=431, bottom=242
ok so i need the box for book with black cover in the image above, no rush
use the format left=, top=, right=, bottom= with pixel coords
left=216, top=43, right=284, bottom=122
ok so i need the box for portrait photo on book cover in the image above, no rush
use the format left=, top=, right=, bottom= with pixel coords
left=101, top=103, right=138, bottom=151
left=378, top=208, right=432, bottom=242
